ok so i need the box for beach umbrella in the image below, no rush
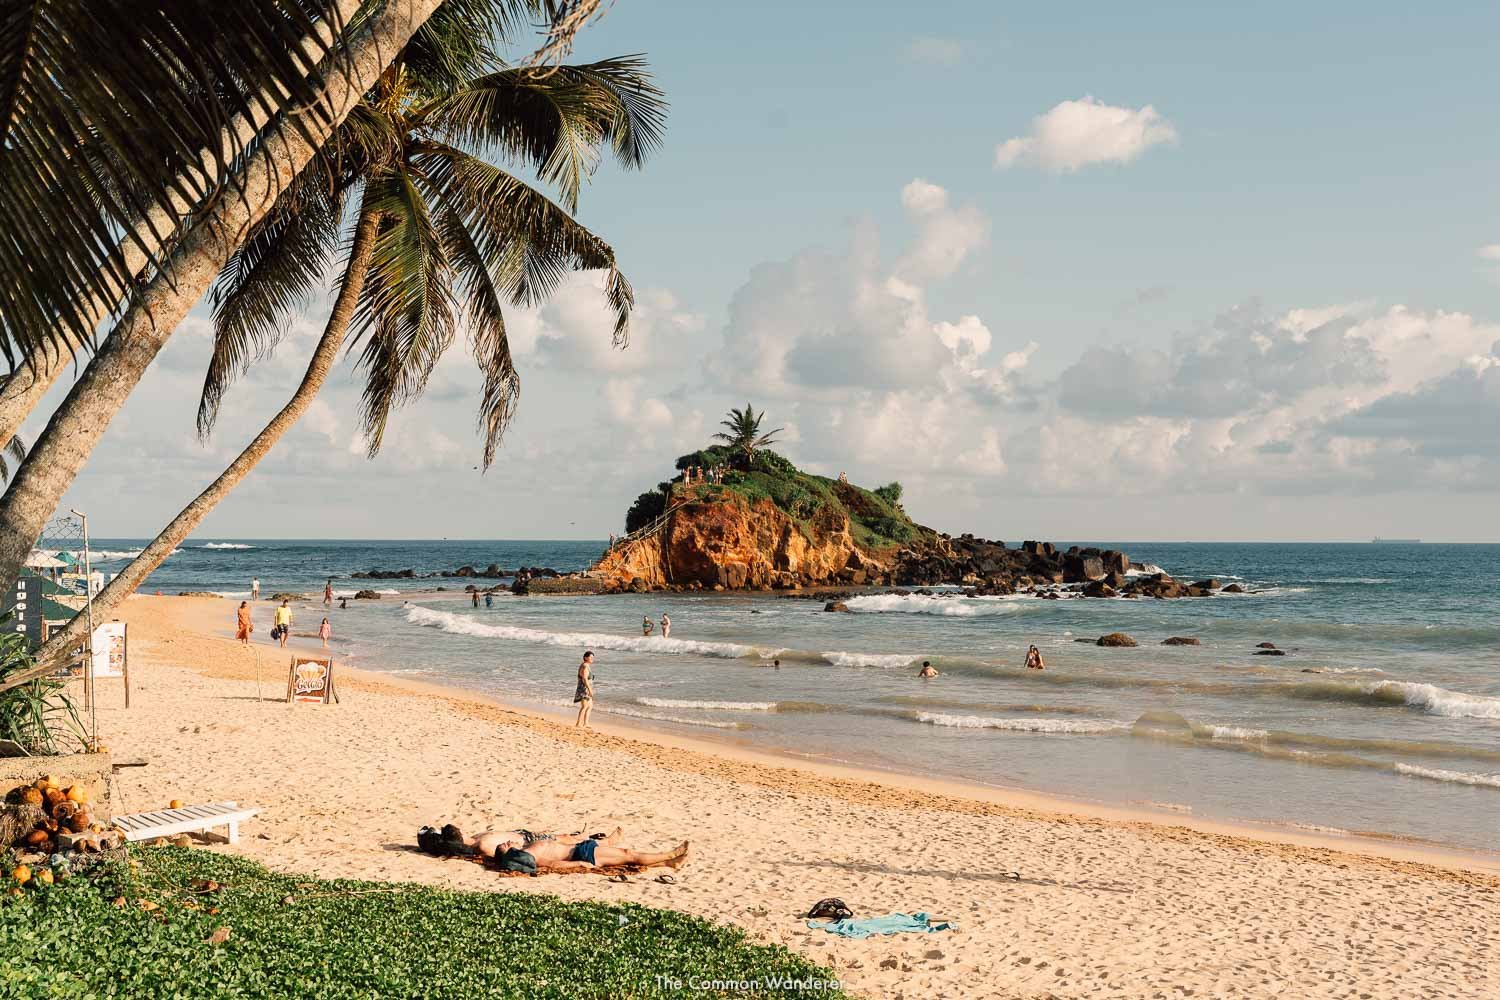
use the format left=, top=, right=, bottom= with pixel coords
left=24, top=550, right=66, bottom=569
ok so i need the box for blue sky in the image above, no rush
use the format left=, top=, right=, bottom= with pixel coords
left=40, top=1, right=1500, bottom=540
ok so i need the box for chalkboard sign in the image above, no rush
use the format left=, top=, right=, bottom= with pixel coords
left=5, top=573, right=46, bottom=651
left=286, top=655, right=336, bottom=704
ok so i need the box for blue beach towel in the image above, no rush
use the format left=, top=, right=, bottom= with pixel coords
left=806, top=912, right=955, bottom=939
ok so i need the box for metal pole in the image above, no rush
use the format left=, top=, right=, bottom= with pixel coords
left=71, top=509, right=97, bottom=751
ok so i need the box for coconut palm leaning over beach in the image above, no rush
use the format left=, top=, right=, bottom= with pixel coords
left=712, top=404, right=784, bottom=467
left=28, top=7, right=664, bottom=667
left=0, top=1, right=614, bottom=658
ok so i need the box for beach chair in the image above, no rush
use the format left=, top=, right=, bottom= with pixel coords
left=112, top=801, right=259, bottom=844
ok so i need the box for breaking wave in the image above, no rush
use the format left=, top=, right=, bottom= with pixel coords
left=601, top=705, right=748, bottom=730
left=821, top=651, right=920, bottom=668
left=1283, top=679, right=1500, bottom=720
left=914, top=713, right=1127, bottom=734
left=843, top=594, right=1025, bottom=617
left=1394, top=763, right=1500, bottom=789
left=200, top=542, right=256, bottom=550
left=636, top=697, right=776, bottom=711
left=403, top=606, right=774, bottom=658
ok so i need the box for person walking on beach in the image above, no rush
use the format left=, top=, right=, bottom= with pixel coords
left=274, top=599, right=292, bottom=648
left=1024, top=645, right=1045, bottom=670
left=660, top=613, right=671, bottom=639
left=918, top=660, right=939, bottom=678
left=251, top=577, right=260, bottom=600
left=642, top=616, right=654, bottom=636
left=319, top=617, right=331, bottom=649
left=236, top=601, right=253, bottom=645
left=324, top=579, right=333, bottom=605
left=574, top=651, right=595, bottom=728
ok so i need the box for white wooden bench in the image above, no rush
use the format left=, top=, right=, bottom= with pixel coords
left=113, top=801, right=259, bottom=844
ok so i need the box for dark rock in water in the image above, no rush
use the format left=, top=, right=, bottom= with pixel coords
left=353, top=589, right=381, bottom=600
left=1185, top=586, right=1210, bottom=597
left=1082, top=580, right=1118, bottom=598
left=1073, top=637, right=1096, bottom=643
left=454, top=565, right=476, bottom=577
left=1253, top=648, right=1286, bottom=656
left=1161, top=636, right=1201, bottom=646
left=269, top=592, right=304, bottom=602
left=1255, top=641, right=1278, bottom=649
left=1096, top=632, right=1138, bottom=647
left=1042, top=592, right=1061, bottom=600
left=1100, top=550, right=1130, bottom=576
left=1221, top=583, right=1244, bottom=593
left=824, top=601, right=852, bottom=613
left=1193, top=579, right=1221, bottom=590
left=1063, top=555, right=1106, bottom=583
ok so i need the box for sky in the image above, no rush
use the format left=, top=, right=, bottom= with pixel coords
left=33, top=0, right=1500, bottom=541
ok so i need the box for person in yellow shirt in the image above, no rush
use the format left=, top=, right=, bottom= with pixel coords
left=274, top=599, right=293, bottom=648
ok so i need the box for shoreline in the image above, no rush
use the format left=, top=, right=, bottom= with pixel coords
left=188, top=591, right=1500, bottom=877
left=92, top=595, right=1500, bottom=998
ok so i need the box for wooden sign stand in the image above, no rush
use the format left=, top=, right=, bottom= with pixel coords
left=285, top=655, right=338, bottom=705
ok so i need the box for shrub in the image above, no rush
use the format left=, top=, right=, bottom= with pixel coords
left=0, top=628, right=84, bottom=755
left=0, top=849, right=836, bottom=998
left=873, top=481, right=903, bottom=505
left=673, top=446, right=731, bottom=472
left=749, top=450, right=797, bottom=476
left=624, top=487, right=668, bottom=534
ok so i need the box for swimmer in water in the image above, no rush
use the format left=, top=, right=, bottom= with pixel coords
left=917, top=660, right=938, bottom=678
left=1024, top=645, right=1045, bottom=670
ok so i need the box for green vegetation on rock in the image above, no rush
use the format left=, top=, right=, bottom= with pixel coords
left=0, top=848, right=836, bottom=999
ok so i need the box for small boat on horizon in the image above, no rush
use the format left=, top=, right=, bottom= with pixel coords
left=1371, top=537, right=1421, bottom=544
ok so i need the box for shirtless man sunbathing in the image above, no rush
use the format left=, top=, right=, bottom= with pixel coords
left=418, top=823, right=689, bottom=873
left=495, top=833, right=689, bottom=874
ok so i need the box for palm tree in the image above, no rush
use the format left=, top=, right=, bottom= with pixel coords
left=712, top=404, right=784, bottom=466
left=28, top=27, right=663, bottom=666
left=0, top=0, right=616, bottom=612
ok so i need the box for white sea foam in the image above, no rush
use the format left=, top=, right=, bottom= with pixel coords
left=915, top=712, right=1126, bottom=734
left=1206, top=725, right=1270, bottom=740
left=1306, top=577, right=1393, bottom=585
left=1394, top=763, right=1500, bottom=789
left=1125, top=563, right=1167, bottom=577
left=212, top=590, right=251, bottom=599
left=403, top=605, right=770, bottom=658
left=844, top=594, right=1022, bottom=617
left=821, top=651, right=920, bottom=668
left=200, top=542, right=255, bottom=550
left=636, top=697, right=776, bottom=711
left=603, top=705, right=747, bottom=729
left=1363, top=680, right=1500, bottom=720
left=92, top=549, right=145, bottom=560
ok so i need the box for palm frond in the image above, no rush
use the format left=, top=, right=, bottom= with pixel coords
left=349, top=167, right=457, bottom=454
left=200, top=168, right=345, bottom=436
left=420, top=56, right=666, bottom=212
left=0, top=433, right=24, bottom=483
left=414, top=147, right=633, bottom=344
left=0, top=0, right=352, bottom=369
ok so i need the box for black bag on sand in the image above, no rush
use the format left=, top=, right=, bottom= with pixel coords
left=807, top=898, right=853, bottom=920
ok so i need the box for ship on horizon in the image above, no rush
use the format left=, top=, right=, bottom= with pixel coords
left=1371, top=537, right=1421, bottom=544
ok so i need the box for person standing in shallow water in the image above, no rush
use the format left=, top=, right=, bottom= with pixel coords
left=574, top=651, right=595, bottom=728
left=251, top=577, right=260, bottom=600
left=642, top=616, right=654, bottom=636
left=1024, top=645, right=1045, bottom=670
left=319, top=617, right=331, bottom=649
left=660, top=613, right=671, bottom=638
left=324, top=579, right=333, bottom=605
left=471, top=590, right=479, bottom=608
left=275, top=599, right=292, bottom=647
left=484, top=591, right=493, bottom=608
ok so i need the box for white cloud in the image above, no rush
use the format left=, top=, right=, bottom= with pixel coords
left=1477, top=245, right=1500, bottom=261
left=895, top=178, right=989, bottom=283
left=995, top=96, right=1178, bottom=172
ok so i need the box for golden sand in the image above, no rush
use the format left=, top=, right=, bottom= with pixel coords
left=91, top=595, right=1500, bottom=999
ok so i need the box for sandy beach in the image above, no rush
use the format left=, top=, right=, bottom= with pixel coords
left=90, top=594, right=1500, bottom=999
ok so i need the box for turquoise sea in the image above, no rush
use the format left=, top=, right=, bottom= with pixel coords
left=104, top=538, right=1500, bottom=851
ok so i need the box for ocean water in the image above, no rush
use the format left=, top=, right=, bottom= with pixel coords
left=107, top=539, right=1500, bottom=851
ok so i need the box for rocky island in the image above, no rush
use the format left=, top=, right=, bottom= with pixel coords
left=586, top=440, right=1221, bottom=599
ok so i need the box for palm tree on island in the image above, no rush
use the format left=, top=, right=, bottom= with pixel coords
left=713, top=404, right=783, bottom=467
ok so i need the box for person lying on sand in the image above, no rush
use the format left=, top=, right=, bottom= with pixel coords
left=417, top=823, right=617, bottom=858
left=496, top=834, right=689, bottom=874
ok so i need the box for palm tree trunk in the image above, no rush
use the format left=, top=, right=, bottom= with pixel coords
left=0, top=0, right=447, bottom=612
left=0, top=0, right=369, bottom=454
left=28, top=202, right=382, bottom=671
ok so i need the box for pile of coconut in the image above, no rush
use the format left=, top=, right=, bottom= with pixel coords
left=4, top=775, right=126, bottom=894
